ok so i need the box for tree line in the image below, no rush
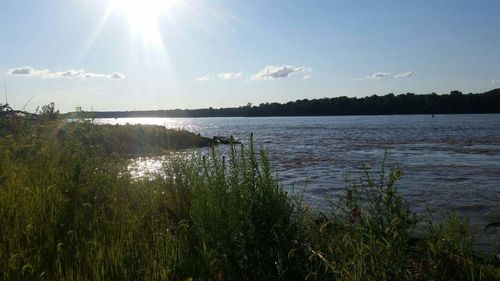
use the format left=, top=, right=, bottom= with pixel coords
left=66, top=88, right=500, bottom=118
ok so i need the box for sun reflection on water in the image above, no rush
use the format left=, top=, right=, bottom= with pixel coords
left=128, top=149, right=204, bottom=180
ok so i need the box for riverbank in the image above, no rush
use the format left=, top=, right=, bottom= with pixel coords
left=59, top=122, right=215, bottom=156
left=3, top=117, right=215, bottom=156
left=62, top=89, right=500, bottom=119
left=0, top=117, right=499, bottom=280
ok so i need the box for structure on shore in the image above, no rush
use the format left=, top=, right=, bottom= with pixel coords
left=0, top=103, right=36, bottom=118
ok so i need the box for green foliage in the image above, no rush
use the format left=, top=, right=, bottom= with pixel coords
left=294, top=162, right=418, bottom=281
left=40, top=102, right=60, bottom=121
left=416, top=212, right=498, bottom=281
left=185, top=137, right=298, bottom=280
left=56, top=122, right=214, bottom=156
left=0, top=118, right=498, bottom=280
left=72, top=89, right=500, bottom=118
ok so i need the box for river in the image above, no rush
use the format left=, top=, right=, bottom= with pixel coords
left=97, top=114, right=500, bottom=247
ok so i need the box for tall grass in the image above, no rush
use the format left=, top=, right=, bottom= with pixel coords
left=0, top=118, right=498, bottom=280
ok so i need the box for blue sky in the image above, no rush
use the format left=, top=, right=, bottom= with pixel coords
left=1, top=0, right=499, bottom=112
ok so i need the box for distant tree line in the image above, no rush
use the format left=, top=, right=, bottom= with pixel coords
left=66, top=88, right=500, bottom=118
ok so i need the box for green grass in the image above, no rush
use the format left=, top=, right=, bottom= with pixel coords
left=1, top=116, right=214, bottom=156
left=57, top=121, right=215, bottom=156
left=0, top=117, right=498, bottom=280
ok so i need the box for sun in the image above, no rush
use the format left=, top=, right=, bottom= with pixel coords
left=110, top=0, right=177, bottom=40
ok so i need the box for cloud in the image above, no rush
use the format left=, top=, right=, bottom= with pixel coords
left=491, top=79, right=500, bottom=84
left=394, top=71, right=414, bottom=78
left=82, top=73, right=109, bottom=79
left=303, top=75, right=312, bottom=80
left=109, top=72, right=125, bottom=79
left=252, top=65, right=311, bottom=80
left=7, top=66, right=124, bottom=79
left=367, top=72, right=391, bottom=79
left=196, top=76, right=210, bottom=81
left=218, top=72, right=242, bottom=80
left=7, top=66, right=49, bottom=76
left=58, top=69, right=85, bottom=77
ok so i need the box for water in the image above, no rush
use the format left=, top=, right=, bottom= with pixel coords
left=98, top=115, right=500, bottom=241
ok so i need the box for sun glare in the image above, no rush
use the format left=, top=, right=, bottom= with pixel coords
left=110, top=0, right=177, bottom=41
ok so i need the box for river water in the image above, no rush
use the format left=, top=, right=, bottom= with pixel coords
left=97, top=114, right=500, bottom=245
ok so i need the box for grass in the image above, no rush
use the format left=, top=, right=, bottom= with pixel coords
left=57, top=121, right=215, bottom=156
left=0, top=116, right=499, bottom=280
left=1, top=115, right=214, bottom=156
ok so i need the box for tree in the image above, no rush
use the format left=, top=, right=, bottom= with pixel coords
left=40, top=102, right=59, bottom=120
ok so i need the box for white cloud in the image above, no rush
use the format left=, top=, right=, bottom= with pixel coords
left=109, top=72, right=125, bottom=79
left=58, top=69, right=85, bottom=77
left=218, top=72, right=242, bottom=80
left=367, top=72, right=391, bottom=79
left=491, top=79, right=500, bottom=84
left=303, top=75, right=312, bottom=80
left=82, top=73, right=109, bottom=79
left=196, top=76, right=210, bottom=81
left=252, top=65, right=311, bottom=80
left=7, top=66, right=49, bottom=77
left=394, top=71, right=414, bottom=78
left=7, top=66, right=124, bottom=79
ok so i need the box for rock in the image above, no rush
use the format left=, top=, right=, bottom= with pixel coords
left=213, top=136, right=241, bottom=144
left=484, top=222, right=500, bottom=230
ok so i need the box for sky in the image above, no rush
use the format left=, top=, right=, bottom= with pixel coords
left=1, top=0, right=499, bottom=112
